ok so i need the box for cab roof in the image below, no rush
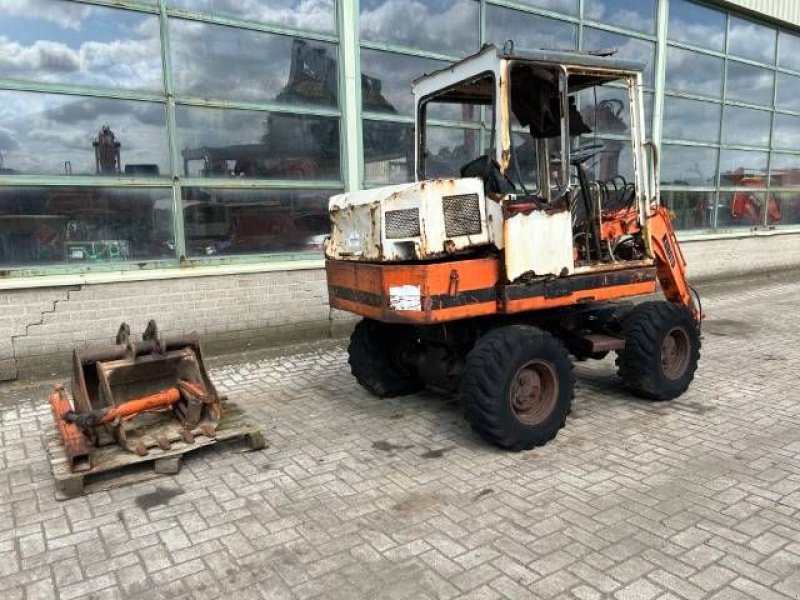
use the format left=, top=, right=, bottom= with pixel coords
left=412, top=43, right=645, bottom=87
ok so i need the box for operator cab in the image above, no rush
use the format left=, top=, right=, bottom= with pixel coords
left=414, top=44, right=653, bottom=272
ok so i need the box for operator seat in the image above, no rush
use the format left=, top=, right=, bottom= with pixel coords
left=460, top=155, right=515, bottom=195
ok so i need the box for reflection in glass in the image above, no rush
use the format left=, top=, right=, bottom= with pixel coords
left=176, top=106, right=340, bottom=180
left=778, top=31, right=800, bottom=72
left=584, top=0, right=656, bottom=34
left=772, top=114, right=800, bottom=151
left=719, top=150, right=768, bottom=186
left=662, top=97, right=720, bottom=143
left=662, top=191, right=714, bottom=230
left=583, top=29, right=655, bottom=86
left=511, top=0, right=577, bottom=15
left=770, top=153, right=800, bottom=187
left=582, top=140, right=634, bottom=184
left=725, top=61, right=774, bottom=107
left=728, top=16, right=776, bottom=65
left=665, top=47, right=723, bottom=98
left=360, top=50, right=447, bottom=117
left=425, top=126, right=481, bottom=179
left=0, top=187, right=174, bottom=266
left=182, top=187, right=336, bottom=257
left=360, top=0, right=479, bottom=56
left=171, top=21, right=338, bottom=107
left=660, top=145, right=718, bottom=186
left=363, top=120, right=414, bottom=183
left=776, top=73, right=800, bottom=112
left=486, top=5, right=577, bottom=53
left=0, top=1, right=162, bottom=91
left=167, top=0, right=336, bottom=34
left=577, top=88, right=654, bottom=138
left=667, top=0, right=725, bottom=52
left=770, top=192, right=800, bottom=225
left=717, top=191, right=769, bottom=228
left=0, top=91, right=168, bottom=177
left=721, top=106, right=770, bottom=147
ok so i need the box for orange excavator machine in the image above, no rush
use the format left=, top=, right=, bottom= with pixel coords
left=325, top=45, right=701, bottom=450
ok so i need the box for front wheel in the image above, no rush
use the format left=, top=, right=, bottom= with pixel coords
left=459, top=325, right=574, bottom=451
left=616, top=301, right=701, bottom=400
left=348, top=319, right=423, bottom=398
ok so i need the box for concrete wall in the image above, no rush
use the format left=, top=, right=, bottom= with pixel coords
left=1, top=232, right=798, bottom=381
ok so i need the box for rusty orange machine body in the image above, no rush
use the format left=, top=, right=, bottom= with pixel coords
left=327, top=205, right=695, bottom=324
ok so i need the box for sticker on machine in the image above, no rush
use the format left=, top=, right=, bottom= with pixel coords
left=389, top=285, right=422, bottom=311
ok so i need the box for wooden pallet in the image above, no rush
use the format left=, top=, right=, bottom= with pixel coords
left=43, top=402, right=266, bottom=500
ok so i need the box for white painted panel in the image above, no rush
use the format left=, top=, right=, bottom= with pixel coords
left=504, top=210, right=574, bottom=281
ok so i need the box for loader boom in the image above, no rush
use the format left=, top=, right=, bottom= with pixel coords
left=649, top=206, right=699, bottom=320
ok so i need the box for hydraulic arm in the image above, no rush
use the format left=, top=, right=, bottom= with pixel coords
left=648, top=206, right=699, bottom=321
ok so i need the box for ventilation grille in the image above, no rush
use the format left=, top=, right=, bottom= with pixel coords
left=384, top=208, right=420, bottom=239
left=442, top=194, right=482, bottom=237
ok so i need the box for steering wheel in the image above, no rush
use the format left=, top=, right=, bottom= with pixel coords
left=569, top=142, right=605, bottom=165
left=598, top=99, right=625, bottom=118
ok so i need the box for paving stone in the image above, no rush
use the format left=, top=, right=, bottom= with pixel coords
left=1, top=275, right=799, bottom=599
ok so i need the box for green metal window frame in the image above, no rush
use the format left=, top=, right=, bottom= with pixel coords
left=2, top=0, right=800, bottom=285
left=660, top=0, right=800, bottom=234
left=0, top=0, right=346, bottom=281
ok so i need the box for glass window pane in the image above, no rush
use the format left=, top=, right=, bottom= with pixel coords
left=583, top=29, right=655, bottom=86
left=182, top=187, right=336, bottom=257
left=584, top=0, right=656, bottom=34
left=509, top=0, right=578, bottom=16
left=662, top=191, right=714, bottom=230
left=660, top=145, right=718, bottom=186
left=170, top=20, right=338, bottom=108
left=719, top=149, right=768, bottom=185
left=770, top=192, right=800, bottom=225
left=0, top=186, right=174, bottom=267
left=363, top=120, right=413, bottom=183
left=424, top=126, right=481, bottom=179
left=725, top=61, right=774, bottom=107
left=717, top=191, right=768, bottom=228
left=728, top=16, right=776, bottom=65
left=360, top=0, right=479, bottom=56
left=583, top=139, right=634, bottom=183
left=0, top=2, right=162, bottom=91
left=773, top=113, right=800, bottom=151
left=722, top=106, right=770, bottom=147
left=662, top=97, right=720, bottom=143
left=668, top=0, right=725, bottom=52
left=778, top=31, right=800, bottom=72
left=167, top=0, right=336, bottom=34
left=770, top=152, right=800, bottom=187
left=0, top=91, right=168, bottom=177
left=666, top=47, right=723, bottom=98
left=776, top=73, right=800, bottom=112
left=486, top=6, right=577, bottom=53
left=176, top=106, right=341, bottom=180
left=360, top=50, right=447, bottom=117
left=578, top=87, right=653, bottom=138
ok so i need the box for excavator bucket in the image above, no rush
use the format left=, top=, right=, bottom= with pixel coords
left=68, top=321, right=222, bottom=456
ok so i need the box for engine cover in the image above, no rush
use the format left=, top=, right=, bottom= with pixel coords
left=325, top=178, right=502, bottom=262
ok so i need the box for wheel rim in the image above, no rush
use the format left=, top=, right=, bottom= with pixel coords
left=661, top=326, right=691, bottom=380
left=509, top=360, right=559, bottom=425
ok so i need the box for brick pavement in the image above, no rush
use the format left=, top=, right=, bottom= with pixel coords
left=1, top=272, right=799, bottom=599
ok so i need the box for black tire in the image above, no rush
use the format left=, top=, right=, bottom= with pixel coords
left=348, top=319, right=423, bottom=398
left=459, top=325, right=574, bottom=451
left=616, top=301, right=701, bottom=400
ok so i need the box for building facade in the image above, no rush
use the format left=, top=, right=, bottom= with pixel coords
left=0, top=0, right=798, bottom=379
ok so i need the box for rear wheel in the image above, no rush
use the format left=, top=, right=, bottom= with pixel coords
left=460, top=325, right=574, bottom=451
left=616, top=301, right=700, bottom=400
left=348, top=319, right=423, bottom=397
